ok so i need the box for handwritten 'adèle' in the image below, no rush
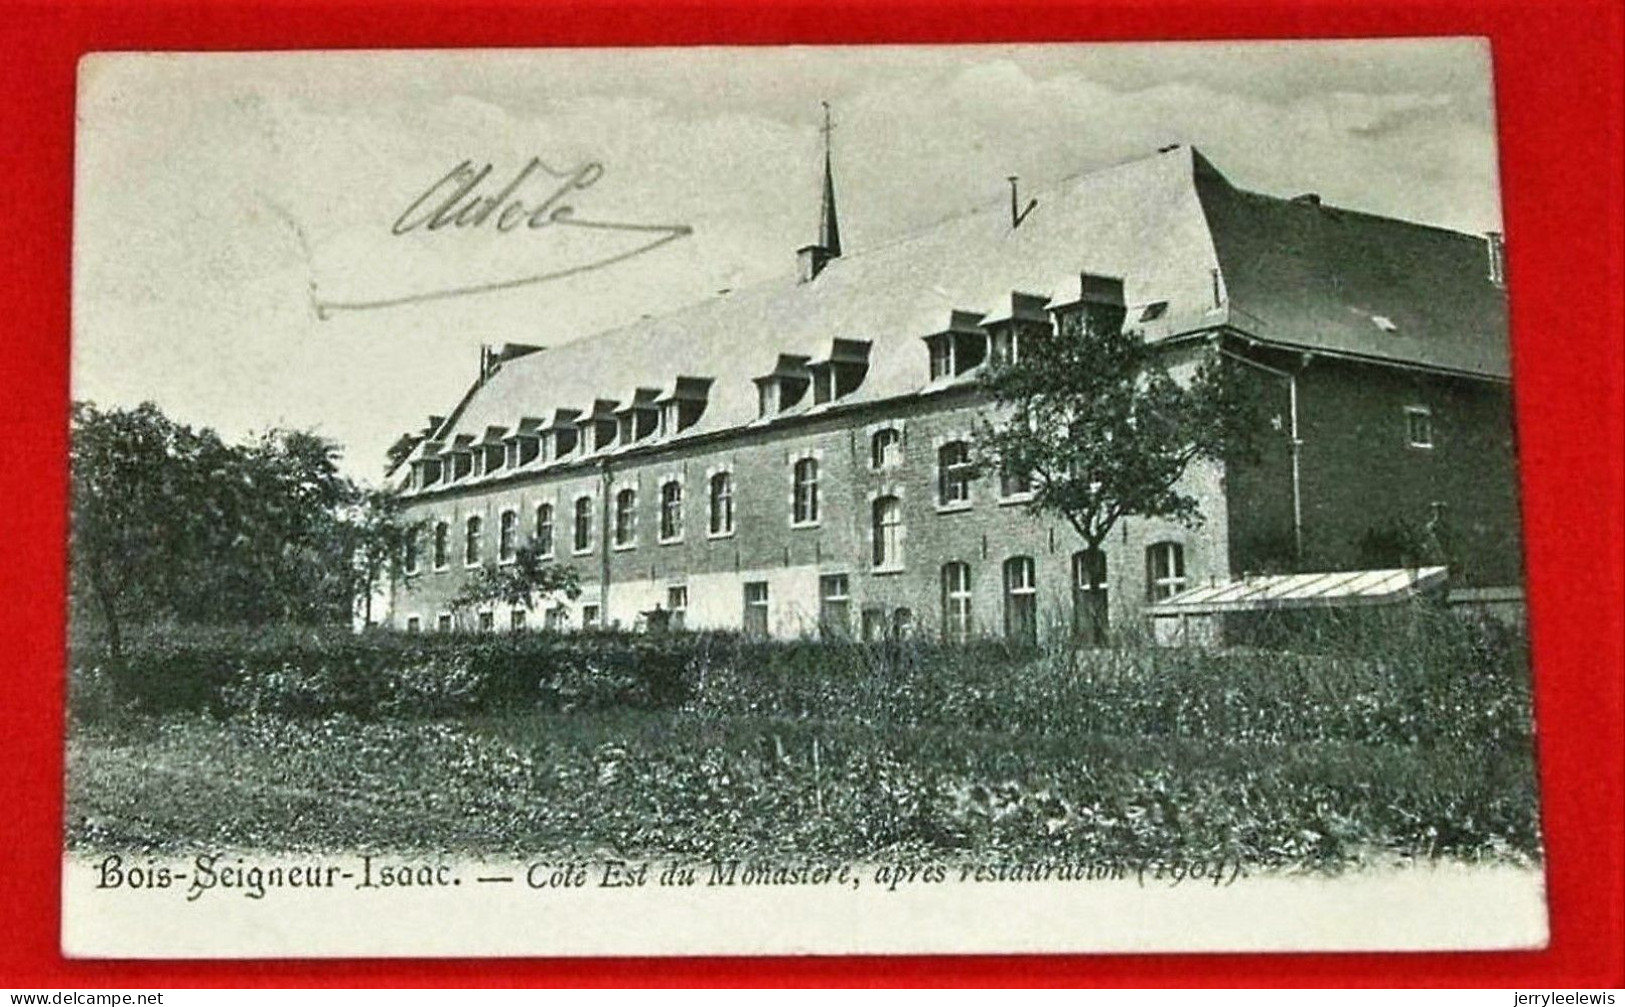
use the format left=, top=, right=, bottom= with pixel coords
left=391, top=157, right=607, bottom=235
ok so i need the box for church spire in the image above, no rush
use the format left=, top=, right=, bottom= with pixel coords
left=797, top=101, right=843, bottom=282
left=817, top=101, right=841, bottom=257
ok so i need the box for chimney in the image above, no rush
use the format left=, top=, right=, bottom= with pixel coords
left=1292, top=192, right=1322, bottom=207
left=1486, top=231, right=1506, bottom=287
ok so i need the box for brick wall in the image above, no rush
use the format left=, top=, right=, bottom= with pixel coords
left=1224, top=349, right=1523, bottom=587
left=388, top=389, right=1232, bottom=641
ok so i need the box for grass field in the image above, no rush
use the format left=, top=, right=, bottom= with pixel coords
left=64, top=611, right=1541, bottom=868
left=65, top=702, right=1540, bottom=868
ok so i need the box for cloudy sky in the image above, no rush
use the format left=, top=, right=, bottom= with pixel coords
left=73, top=40, right=1501, bottom=481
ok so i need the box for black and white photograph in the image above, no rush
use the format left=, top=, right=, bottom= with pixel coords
left=64, top=40, right=1545, bottom=957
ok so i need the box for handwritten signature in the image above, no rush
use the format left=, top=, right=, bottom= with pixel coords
left=311, top=158, right=692, bottom=316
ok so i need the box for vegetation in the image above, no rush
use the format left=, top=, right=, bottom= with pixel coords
left=978, top=302, right=1255, bottom=640
left=65, top=606, right=1540, bottom=868
left=69, top=401, right=418, bottom=657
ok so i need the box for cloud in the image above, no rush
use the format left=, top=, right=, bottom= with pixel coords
left=72, top=43, right=1503, bottom=479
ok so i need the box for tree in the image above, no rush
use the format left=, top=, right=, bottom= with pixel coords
left=347, top=487, right=425, bottom=628
left=69, top=402, right=232, bottom=658
left=977, top=304, right=1256, bottom=642
left=70, top=401, right=374, bottom=655
left=449, top=545, right=582, bottom=620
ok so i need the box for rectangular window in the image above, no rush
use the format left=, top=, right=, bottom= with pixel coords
left=614, top=488, right=637, bottom=548
left=535, top=504, right=555, bottom=557
left=928, top=336, right=952, bottom=380
left=1146, top=542, right=1187, bottom=602
left=870, top=428, right=901, bottom=470
left=1406, top=406, right=1434, bottom=449
left=582, top=604, right=600, bottom=630
left=792, top=458, right=819, bottom=525
left=544, top=606, right=565, bottom=632
left=510, top=609, right=527, bottom=631
left=573, top=497, right=594, bottom=554
left=941, top=562, right=973, bottom=643
left=404, top=528, right=420, bottom=574
left=477, top=610, right=495, bottom=633
left=743, top=581, right=769, bottom=638
left=1072, top=549, right=1109, bottom=644
left=1000, top=462, right=1033, bottom=499
left=433, top=522, right=449, bottom=570
left=436, top=613, right=453, bottom=633
left=819, top=574, right=850, bottom=639
left=405, top=616, right=421, bottom=634
left=861, top=606, right=888, bottom=642
left=1003, top=556, right=1037, bottom=646
left=498, top=510, right=518, bottom=563
left=660, top=481, right=683, bottom=541
left=666, top=585, right=688, bottom=630
left=871, top=496, right=903, bottom=569
left=938, top=441, right=972, bottom=507
left=709, top=472, right=734, bottom=536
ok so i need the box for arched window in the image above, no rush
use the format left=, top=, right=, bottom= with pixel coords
left=614, top=487, right=637, bottom=547
left=498, top=510, right=518, bottom=563
left=871, top=495, right=903, bottom=569
left=870, top=428, right=901, bottom=470
left=941, top=562, right=973, bottom=642
left=432, top=521, right=449, bottom=569
left=709, top=471, right=734, bottom=536
left=1003, top=555, right=1037, bottom=645
left=464, top=515, right=483, bottom=566
left=1146, top=542, right=1187, bottom=601
left=1072, top=548, right=1108, bottom=644
left=659, top=480, right=683, bottom=541
left=535, top=503, right=555, bottom=558
left=792, top=457, right=819, bottom=525
left=572, top=497, right=593, bottom=554
left=937, top=441, right=972, bottom=506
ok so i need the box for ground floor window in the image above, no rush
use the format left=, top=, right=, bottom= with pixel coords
left=405, top=616, right=421, bottom=634
left=1072, top=548, right=1108, bottom=644
left=477, top=610, right=495, bottom=633
left=1146, top=542, right=1187, bottom=601
left=1003, top=555, right=1037, bottom=646
left=510, top=609, right=527, bottom=631
left=436, top=613, right=453, bottom=633
left=582, top=604, right=601, bottom=630
left=544, top=605, right=566, bottom=631
left=941, top=561, right=973, bottom=642
left=667, top=585, right=688, bottom=630
left=743, top=581, right=770, bottom=637
left=861, top=605, right=887, bottom=642
left=819, top=574, right=850, bottom=639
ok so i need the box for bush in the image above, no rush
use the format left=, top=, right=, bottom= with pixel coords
left=70, top=628, right=725, bottom=721
left=69, top=603, right=1532, bottom=759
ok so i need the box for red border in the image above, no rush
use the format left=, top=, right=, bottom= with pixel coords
left=2, top=0, right=1620, bottom=988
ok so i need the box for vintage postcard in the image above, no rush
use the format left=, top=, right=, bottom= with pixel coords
left=64, top=41, right=1545, bottom=958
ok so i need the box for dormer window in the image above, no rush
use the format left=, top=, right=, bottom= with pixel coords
left=808, top=339, right=871, bottom=405
left=754, top=355, right=811, bottom=418
left=657, top=376, right=712, bottom=437
left=476, top=427, right=507, bottom=475
left=986, top=294, right=1052, bottom=366
left=615, top=388, right=661, bottom=446
left=923, top=310, right=988, bottom=381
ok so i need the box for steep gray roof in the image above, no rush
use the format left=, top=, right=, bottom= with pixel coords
left=423, top=146, right=1508, bottom=464
left=1193, top=151, right=1508, bottom=379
